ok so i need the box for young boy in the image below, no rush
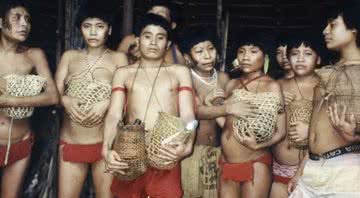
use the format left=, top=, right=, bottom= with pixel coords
left=103, top=14, right=196, bottom=198
left=180, top=28, right=228, bottom=197
left=0, top=1, right=58, bottom=197
left=270, top=34, right=321, bottom=198
left=55, top=4, right=127, bottom=198
left=289, top=3, right=360, bottom=197
left=220, top=34, right=286, bottom=198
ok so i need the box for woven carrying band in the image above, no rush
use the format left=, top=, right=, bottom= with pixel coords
left=309, top=143, right=360, bottom=160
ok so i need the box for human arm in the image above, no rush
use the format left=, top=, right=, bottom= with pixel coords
left=102, top=68, right=129, bottom=173
left=0, top=48, right=59, bottom=107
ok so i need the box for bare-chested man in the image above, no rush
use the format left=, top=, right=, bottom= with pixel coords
left=219, top=34, right=286, bottom=198
left=270, top=35, right=321, bottom=198
left=179, top=28, right=229, bottom=197
left=0, top=1, right=58, bottom=197
left=55, top=7, right=128, bottom=198
left=288, top=4, right=360, bottom=198
left=117, top=0, right=185, bottom=65
left=103, top=14, right=196, bottom=198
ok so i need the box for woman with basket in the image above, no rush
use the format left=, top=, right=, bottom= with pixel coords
left=0, top=1, right=58, bottom=197
left=103, top=14, right=197, bottom=198
left=219, top=33, right=286, bottom=198
left=55, top=3, right=128, bottom=198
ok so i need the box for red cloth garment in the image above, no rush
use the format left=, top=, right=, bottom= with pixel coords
left=59, top=140, right=103, bottom=163
left=273, top=175, right=292, bottom=185
left=220, top=153, right=272, bottom=182
left=0, top=133, right=34, bottom=167
left=111, top=164, right=183, bottom=198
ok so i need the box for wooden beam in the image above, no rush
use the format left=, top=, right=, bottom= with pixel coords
left=122, top=0, right=134, bottom=37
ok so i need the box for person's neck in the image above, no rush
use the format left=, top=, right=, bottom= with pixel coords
left=338, top=41, right=360, bottom=65
left=0, top=35, right=18, bottom=54
left=242, top=70, right=264, bottom=81
left=295, top=72, right=316, bottom=83
left=86, top=46, right=107, bottom=56
left=285, top=70, right=295, bottom=79
left=140, top=58, right=163, bottom=68
left=193, top=67, right=214, bottom=77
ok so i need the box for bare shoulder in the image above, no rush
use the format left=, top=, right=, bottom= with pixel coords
left=278, top=78, right=293, bottom=91
left=114, top=63, right=137, bottom=77
left=166, top=63, right=190, bottom=74
left=262, top=76, right=281, bottom=93
left=25, top=47, right=47, bottom=60
left=225, top=78, right=239, bottom=93
left=108, top=50, right=128, bottom=64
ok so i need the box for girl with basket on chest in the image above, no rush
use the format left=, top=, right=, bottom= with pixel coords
left=55, top=2, right=128, bottom=198
left=0, top=1, right=58, bottom=197
left=103, top=14, right=197, bottom=198
left=219, top=33, right=286, bottom=198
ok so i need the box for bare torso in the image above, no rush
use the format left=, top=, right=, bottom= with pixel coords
left=60, top=50, right=118, bottom=144
left=0, top=48, right=37, bottom=145
left=221, top=76, right=279, bottom=163
left=309, top=65, right=360, bottom=154
left=121, top=64, right=189, bottom=130
left=192, top=71, right=228, bottom=146
left=273, top=77, right=318, bottom=165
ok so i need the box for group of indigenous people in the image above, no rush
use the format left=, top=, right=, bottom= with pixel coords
left=0, top=0, right=359, bottom=197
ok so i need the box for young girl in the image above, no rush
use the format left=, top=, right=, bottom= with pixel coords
left=270, top=34, right=321, bottom=198
left=220, top=33, right=286, bottom=198
left=55, top=4, right=127, bottom=198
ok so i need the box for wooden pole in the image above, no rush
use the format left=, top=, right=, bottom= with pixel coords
left=56, top=0, right=64, bottom=64
left=216, top=0, right=223, bottom=38
left=122, top=0, right=134, bottom=37
left=221, top=11, right=229, bottom=72
left=64, top=0, right=84, bottom=50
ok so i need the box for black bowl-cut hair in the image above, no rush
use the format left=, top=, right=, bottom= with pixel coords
left=0, top=0, right=30, bottom=19
left=134, top=13, right=173, bottom=41
left=75, top=1, right=115, bottom=28
left=232, top=31, right=274, bottom=55
left=179, top=26, right=219, bottom=54
left=286, top=31, right=323, bottom=58
left=326, top=0, right=360, bottom=47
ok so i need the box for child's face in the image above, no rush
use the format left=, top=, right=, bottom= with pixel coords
left=276, top=45, right=291, bottom=70
left=323, top=15, right=357, bottom=50
left=237, top=45, right=265, bottom=74
left=289, top=43, right=318, bottom=76
left=139, top=24, right=169, bottom=60
left=1, top=6, right=31, bottom=42
left=81, top=17, right=110, bottom=48
left=190, top=40, right=217, bottom=72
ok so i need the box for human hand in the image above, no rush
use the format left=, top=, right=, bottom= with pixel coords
left=328, top=103, right=358, bottom=142
left=283, top=91, right=296, bottom=106
left=226, top=100, right=258, bottom=121
left=82, top=99, right=110, bottom=126
left=288, top=121, right=309, bottom=143
left=104, top=150, right=129, bottom=175
left=62, top=96, right=86, bottom=123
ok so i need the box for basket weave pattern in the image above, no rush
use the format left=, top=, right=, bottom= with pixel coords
left=287, top=99, right=312, bottom=147
left=113, top=123, right=147, bottom=181
left=231, top=89, right=281, bottom=143
left=1, top=74, right=45, bottom=119
left=65, top=79, right=111, bottom=127
left=147, top=112, right=191, bottom=170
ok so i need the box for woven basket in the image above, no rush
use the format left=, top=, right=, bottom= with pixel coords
left=314, top=65, right=360, bottom=133
left=231, top=89, right=281, bottom=143
left=112, top=122, right=147, bottom=181
left=1, top=74, right=45, bottom=119
left=65, top=79, right=111, bottom=127
left=287, top=99, right=312, bottom=148
left=147, top=112, right=191, bottom=170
